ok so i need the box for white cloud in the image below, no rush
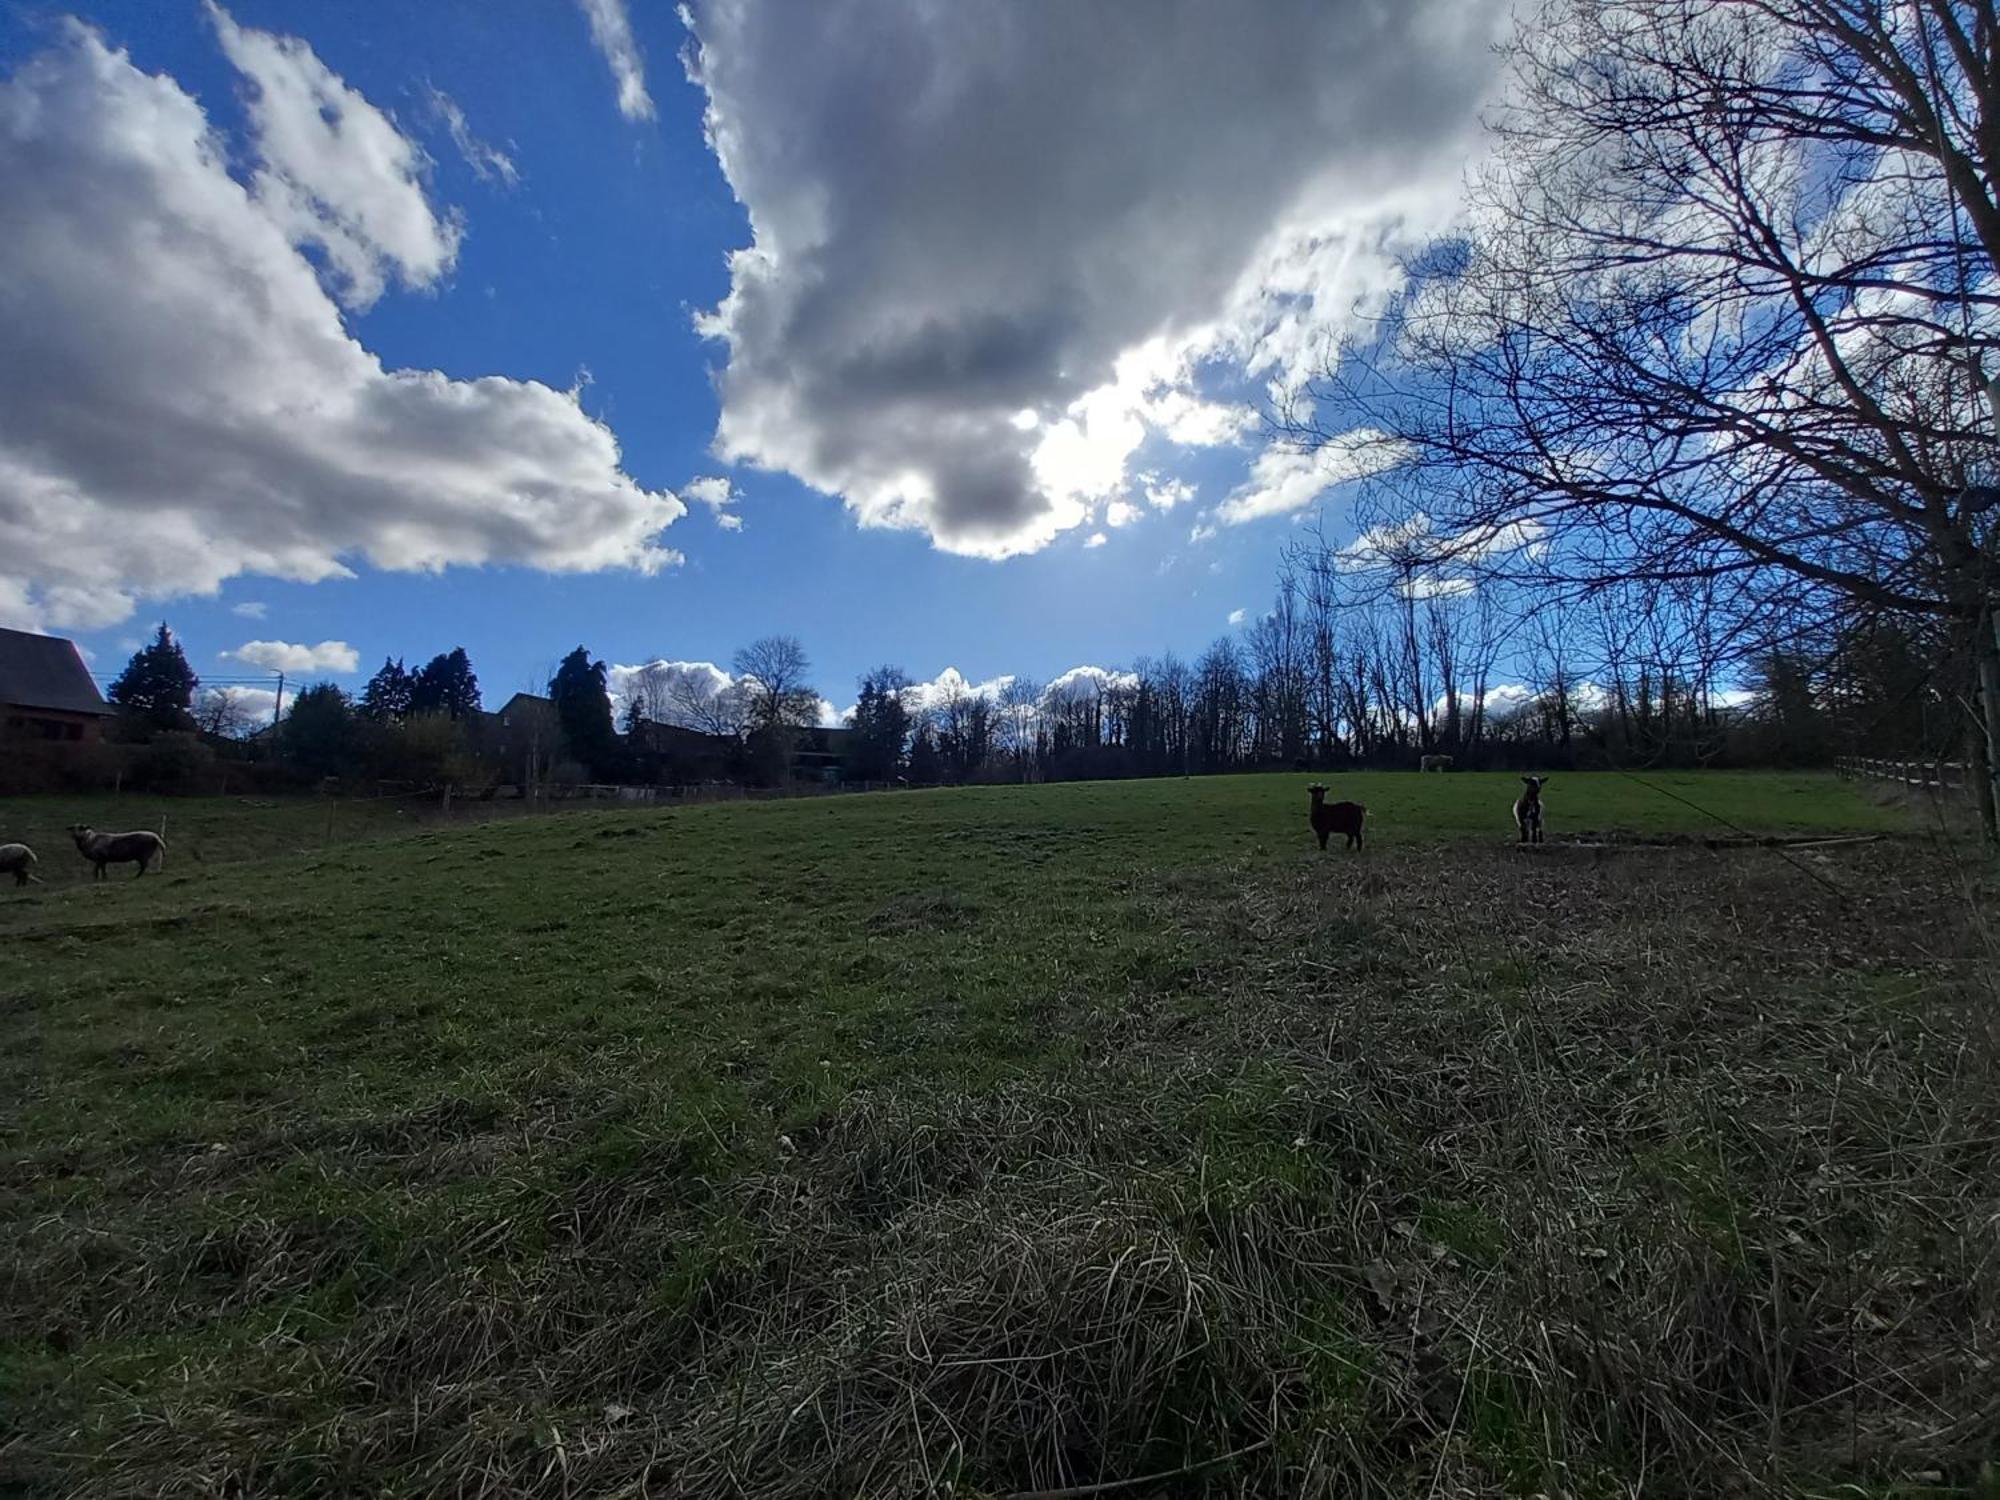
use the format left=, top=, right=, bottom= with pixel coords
left=1188, top=522, right=1217, bottom=545
left=1083, top=531, right=1108, bottom=549
left=683, top=474, right=744, bottom=529
left=608, top=657, right=729, bottom=707
left=208, top=3, right=460, bottom=311
left=210, top=684, right=282, bottom=725
left=683, top=476, right=733, bottom=509
left=892, top=664, right=1137, bottom=725
left=1143, top=475, right=1196, bottom=512
left=576, top=0, right=655, bottom=122
left=609, top=656, right=840, bottom=729
left=426, top=85, right=518, bottom=187
left=1044, top=664, right=1138, bottom=700
left=0, top=26, right=683, bottom=632
left=686, top=0, right=1500, bottom=557
left=1214, top=432, right=1404, bottom=527
left=231, top=601, right=268, bottom=619
left=1227, top=607, right=1247, bottom=626
left=224, top=638, right=360, bottom=673
left=1105, top=499, right=1140, bottom=528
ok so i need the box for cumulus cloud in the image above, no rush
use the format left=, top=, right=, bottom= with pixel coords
left=687, top=0, right=1500, bottom=557
left=207, top=683, right=282, bottom=726
left=1227, top=608, right=1247, bottom=626
left=0, top=25, right=683, bottom=632
left=880, top=664, right=1137, bottom=728
left=1044, top=664, right=1138, bottom=701
left=231, top=601, right=268, bottom=619
left=576, top=0, right=654, bottom=121
left=208, top=3, right=459, bottom=310
left=683, top=474, right=744, bottom=530
left=426, top=85, right=518, bottom=187
left=608, top=658, right=840, bottom=731
left=1083, top=531, right=1107, bottom=549
left=224, top=638, right=360, bottom=673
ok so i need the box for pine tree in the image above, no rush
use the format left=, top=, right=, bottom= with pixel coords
left=281, top=682, right=355, bottom=777
left=847, top=666, right=911, bottom=781
left=107, top=623, right=198, bottom=733
left=410, top=647, right=481, bottom=719
left=359, top=657, right=415, bottom=721
left=549, top=646, right=619, bottom=779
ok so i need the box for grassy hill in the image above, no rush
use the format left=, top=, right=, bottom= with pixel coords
left=2, top=774, right=1991, bottom=1496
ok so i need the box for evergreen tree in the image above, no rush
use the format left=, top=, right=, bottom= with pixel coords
left=281, top=682, right=355, bottom=777
left=847, top=666, right=911, bottom=781
left=410, top=647, right=481, bottom=719
left=359, top=657, right=415, bottom=721
left=549, top=646, right=619, bottom=779
left=107, top=623, right=198, bottom=733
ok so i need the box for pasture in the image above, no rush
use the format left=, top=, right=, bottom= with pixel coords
left=1, top=773, right=1992, bottom=1497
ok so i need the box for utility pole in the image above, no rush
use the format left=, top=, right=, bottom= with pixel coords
left=271, top=671, right=286, bottom=727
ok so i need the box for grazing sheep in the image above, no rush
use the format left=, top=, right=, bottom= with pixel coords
left=1514, top=776, right=1547, bottom=844
left=68, top=825, right=167, bottom=880
left=0, top=843, right=40, bottom=887
left=1307, top=783, right=1367, bottom=851
left=1419, top=753, right=1454, bottom=772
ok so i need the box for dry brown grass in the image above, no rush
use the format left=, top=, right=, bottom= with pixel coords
left=6, top=836, right=1997, bottom=1497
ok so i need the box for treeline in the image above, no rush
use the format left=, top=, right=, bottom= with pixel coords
left=56, top=556, right=1956, bottom=800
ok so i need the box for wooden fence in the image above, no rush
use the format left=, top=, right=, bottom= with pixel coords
left=1835, top=757, right=1969, bottom=791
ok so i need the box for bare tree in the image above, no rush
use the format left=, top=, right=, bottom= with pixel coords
left=731, top=636, right=819, bottom=733
left=998, top=676, right=1042, bottom=779
left=193, top=687, right=253, bottom=740
left=1293, top=0, right=2000, bottom=832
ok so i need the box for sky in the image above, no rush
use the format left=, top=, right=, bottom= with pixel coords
left=0, top=0, right=1504, bottom=721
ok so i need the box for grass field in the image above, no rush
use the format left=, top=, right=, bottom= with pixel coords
left=2, top=773, right=1993, bottom=1497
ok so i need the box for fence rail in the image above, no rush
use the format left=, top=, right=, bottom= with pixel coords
left=1835, top=756, right=1968, bottom=791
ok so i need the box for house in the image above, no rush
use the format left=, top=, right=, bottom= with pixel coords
left=791, top=725, right=852, bottom=783
left=474, top=692, right=563, bottom=786
left=0, top=627, right=113, bottom=744
left=626, top=717, right=737, bottom=785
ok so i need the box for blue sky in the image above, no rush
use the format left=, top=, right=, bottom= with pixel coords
left=0, top=1, right=1501, bottom=717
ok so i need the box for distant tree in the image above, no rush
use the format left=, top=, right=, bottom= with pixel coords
left=281, top=682, right=355, bottom=777
left=998, top=677, right=1041, bottom=780
left=359, top=712, right=476, bottom=786
left=847, top=665, right=912, bottom=782
left=733, top=635, right=820, bottom=783
left=732, top=635, right=820, bottom=731
left=906, top=721, right=943, bottom=785
left=359, top=657, right=415, bottom=721
left=192, top=687, right=253, bottom=741
left=108, top=623, right=198, bottom=733
left=410, top=648, right=481, bottom=719
left=549, top=646, right=620, bottom=779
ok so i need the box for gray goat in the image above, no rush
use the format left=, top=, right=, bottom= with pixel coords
left=69, top=825, right=167, bottom=879
left=0, top=843, right=40, bottom=887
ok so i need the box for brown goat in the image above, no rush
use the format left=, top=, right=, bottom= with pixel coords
left=1513, top=776, right=1547, bottom=844
left=1307, top=783, right=1366, bottom=851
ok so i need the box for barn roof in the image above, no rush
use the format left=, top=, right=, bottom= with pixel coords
left=0, top=627, right=112, bottom=717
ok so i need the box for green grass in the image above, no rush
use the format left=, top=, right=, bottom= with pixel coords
left=2, top=772, right=1991, bottom=1497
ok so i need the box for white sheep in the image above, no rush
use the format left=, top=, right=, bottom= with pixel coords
left=68, top=825, right=167, bottom=880
left=0, top=843, right=40, bottom=887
